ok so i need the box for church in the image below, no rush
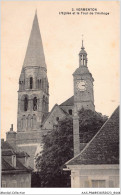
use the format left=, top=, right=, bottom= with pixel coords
left=6, top=11, right=95, bottom=169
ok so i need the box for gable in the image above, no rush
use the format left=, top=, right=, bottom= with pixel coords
left=60, top=96, right=74, bottom=106
left=42, top=104, right=66, bottom=130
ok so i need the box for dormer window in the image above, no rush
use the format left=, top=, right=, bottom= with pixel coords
left=12, top=155, right=16, bottom=167
left=25, top=156, right=29, bottom=167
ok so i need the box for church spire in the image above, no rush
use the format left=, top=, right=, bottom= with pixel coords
left=23, top=11, right=46, bottom=69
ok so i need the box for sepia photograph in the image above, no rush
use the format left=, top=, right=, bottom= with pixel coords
left=1, top=0, right=120, bottom=190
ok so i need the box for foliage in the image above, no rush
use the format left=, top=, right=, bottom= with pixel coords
left=31, top=172, right=42, bottom=187
left=35, top=109, right=108, bottom=187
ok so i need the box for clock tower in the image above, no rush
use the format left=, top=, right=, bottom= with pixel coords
left=73, top=40, right=95, bottom=112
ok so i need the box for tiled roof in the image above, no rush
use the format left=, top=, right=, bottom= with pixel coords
left=60, top=96, right=74, bottom=106
left=16, top=159, right=31, bottom=171
left=66, top=106, right=119, bottom=165
left=2, top=158, right=15, bottom=171
left=1, top=141, right=32, bottom=172
left=2, top=150, right=16, bottom=156
left=1, top=141, right=14, bottom=150
left=16, top=151, right=30, bottom=157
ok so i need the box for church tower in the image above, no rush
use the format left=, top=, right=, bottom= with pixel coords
left=73, top=40, right=95, bottom=112
left=17, top=12, right=49, bottom=133
left=15, top=12, right=49, bottom=168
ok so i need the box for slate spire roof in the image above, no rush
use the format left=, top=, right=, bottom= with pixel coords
left=66, top=106, right=119, bottom=165
left=23, top=12, right=46, bottom=69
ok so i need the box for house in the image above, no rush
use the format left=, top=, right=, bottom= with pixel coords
left=1, top=139, right=32, bottom=188
left=65, top=106, right=119, bottom=188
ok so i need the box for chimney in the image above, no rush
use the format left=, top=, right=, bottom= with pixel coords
left=1, top=138, right=4, bottom=145
left=6, top=124, right=16, bottom=147
left=10, top=124, right=13, bottom=131
left=73, top=106, right=80, bottom=156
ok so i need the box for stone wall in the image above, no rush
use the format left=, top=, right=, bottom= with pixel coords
left=70, top=166, right=119, bottom=188
left=1, top=172, right=31, bottom=188
left=43, top=105, right=66, bottom=130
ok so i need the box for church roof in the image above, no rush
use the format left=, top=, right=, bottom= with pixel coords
left=42, top=104, right=67, bottom=126
left=60, top=96, right=74, bottom=106
left=66, top=106, right=119, bottom=165
left=23, top=12, right=46, bottom=69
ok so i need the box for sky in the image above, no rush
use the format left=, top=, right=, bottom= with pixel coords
left=1, top=1, right=120, bottom=139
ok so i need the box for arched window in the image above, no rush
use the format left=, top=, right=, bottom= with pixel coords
left=24, top=97, right=28, bottom=111
left=33, top=97, right=37, bottom=111
left=30, top=77, right=33, bottom=89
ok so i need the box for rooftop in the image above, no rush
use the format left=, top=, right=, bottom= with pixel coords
left=66, top=106, right=119, bottom=165
left=60, top=96, right=74, bottom=106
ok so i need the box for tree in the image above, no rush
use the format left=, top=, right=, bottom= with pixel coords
left=35, top=109, right=108, bottom=187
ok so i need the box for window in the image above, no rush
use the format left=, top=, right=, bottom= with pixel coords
left=33, top=97, right=37, bottom=111
left=12, top=180, right=17, bottom=187
left=30, top=77, right=33, bottom=89
left=40, top=79, right=41, bottom=88
left=84, top=180, right=89, bottom=187
left=12, top=155, right=16, bottom=167
left=91, top=180, right=106, bottom=188
left=109, top=180, right=114, bottom=188
left=56, top=117, right=59, bottom=121
left=69, top=109, right=72, bottom=115
left=2, top=181, right=6, bottom=187
left=24, top=97, right=28, bottom=111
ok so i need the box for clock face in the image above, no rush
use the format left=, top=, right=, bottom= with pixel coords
left=76, top=80, right=86, bottom=91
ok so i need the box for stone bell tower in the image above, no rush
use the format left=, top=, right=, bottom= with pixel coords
left=73, top=40, right=95, bottom=112
left=16, top=12, right=49, bottom=168
left=17, top=12, right=49, bottom=133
